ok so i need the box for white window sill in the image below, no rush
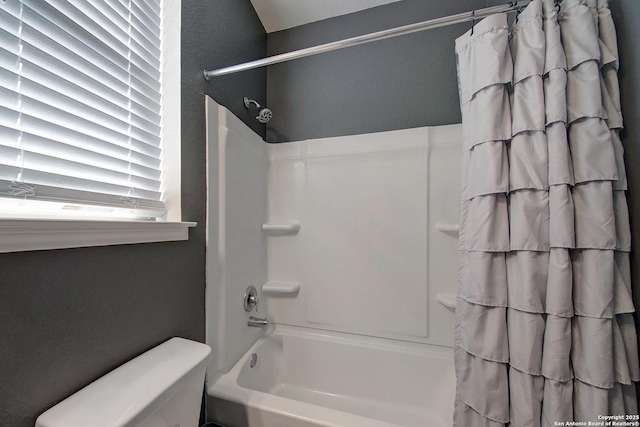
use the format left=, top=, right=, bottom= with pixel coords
left=0, top=219, right=197, bottom=253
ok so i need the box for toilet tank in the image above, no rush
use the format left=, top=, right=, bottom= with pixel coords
left=36, top=337, right=211, bottom=427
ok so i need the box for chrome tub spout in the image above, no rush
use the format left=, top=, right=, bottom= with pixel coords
left=248, top=316, right=268, bottom=328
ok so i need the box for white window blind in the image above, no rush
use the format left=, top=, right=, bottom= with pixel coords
left=0, top=0, right=165, bottom=219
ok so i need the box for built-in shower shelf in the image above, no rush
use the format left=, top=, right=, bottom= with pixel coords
left=435, top=223, right=459, bottom=236
left=436, top=293, right=456, bottom=310
left=262, top=281, right=300, bottom=296
left=262, top=222, right=300, bottom=236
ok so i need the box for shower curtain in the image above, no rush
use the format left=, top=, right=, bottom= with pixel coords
left=454, top=0, right=639, bottom=425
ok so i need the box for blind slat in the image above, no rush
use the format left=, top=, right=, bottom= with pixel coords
left=0, top=165, right=162, bottom=202
left=0, top=106, right=162, bottom=170
left=49, top=0, right=132, bottom=63
left=0, top=7, right=21, bottom=34
left=14, top=92, right=162, bottom=158
left=131, top=1, right=161, bottom=29
left=0, top=179, right=165, bottom=216
left=22, top=4, right=130, bottom=83
left=23, top=2, right=163, bottom=103
left=18, top=42, right=162, bottom=126
left=19, top=66, right=161, bottom=140
left=53, top=0, right=162, bottom=71
left=0, top=126, right=161, bottom=180
left=0, top=145, right=161, bottom=192
left=0, top=125, right=160, bottom=177
left=21, top=24, right=130, bottom=95
left=118, top=0, right=161, bottom=39
left=145, top=0, right=162, bottom=16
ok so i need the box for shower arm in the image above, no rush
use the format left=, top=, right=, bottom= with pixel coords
left=244, top=97, right=261, bottom=109
left=203, top=1, right=530, bottom=79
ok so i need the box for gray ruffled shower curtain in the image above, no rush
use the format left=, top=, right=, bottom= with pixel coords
left=454, top=0, right=639, bottom=425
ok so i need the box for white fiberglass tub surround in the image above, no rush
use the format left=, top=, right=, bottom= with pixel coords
left=205, top=97, right=462, bottom=427
left=209, top=326, right=455, bottom=427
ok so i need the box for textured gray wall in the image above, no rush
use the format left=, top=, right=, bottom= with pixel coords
left=185, top=0, right=267, bottom=139
left=0, top=2, right=266, bottom=427
left=609, top=1, right=640, bottom=384
left=266, top=0, right=494, bottom=143
left=0, top=243, right=204, bottom=427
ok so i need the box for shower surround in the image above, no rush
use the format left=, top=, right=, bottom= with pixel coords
left=205, top=97, right=462, bottom=426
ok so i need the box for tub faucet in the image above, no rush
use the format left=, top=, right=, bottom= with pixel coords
left=248, top=316, right=268, bottom=328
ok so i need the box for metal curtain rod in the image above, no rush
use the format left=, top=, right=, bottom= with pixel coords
left=203, top=1, right=530, bottom=80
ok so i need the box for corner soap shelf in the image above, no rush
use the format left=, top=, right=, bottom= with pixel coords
left=262, top=281, right=300, bottom=297
left=436, top=293, right=456, bottom=310
left=262, top=222, right=300, bottom=236
left=435, top=223, right=459, bottom=236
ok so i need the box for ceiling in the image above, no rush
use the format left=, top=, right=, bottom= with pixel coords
left=250, top=0, right=403, bottom=33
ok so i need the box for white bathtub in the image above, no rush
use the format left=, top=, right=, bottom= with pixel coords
left=207, top=326, right=455, bottom=427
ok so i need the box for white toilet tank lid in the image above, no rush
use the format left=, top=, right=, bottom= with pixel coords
left=35, top=337, right=211, bottom=427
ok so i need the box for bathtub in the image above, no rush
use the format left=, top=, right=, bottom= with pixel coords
left=207, top=325, right=455, bottom=427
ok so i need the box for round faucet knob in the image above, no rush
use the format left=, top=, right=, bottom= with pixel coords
left=244, top=286, right=259, bottom=312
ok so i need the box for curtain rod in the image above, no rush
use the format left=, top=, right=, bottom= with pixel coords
left=203, top=1, right=530, bottom=80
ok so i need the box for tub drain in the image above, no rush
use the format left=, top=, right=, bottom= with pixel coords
left=250, top=353, right=258, bottom=368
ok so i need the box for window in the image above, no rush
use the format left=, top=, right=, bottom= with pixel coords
left=0, top=0, right=191, bottom=252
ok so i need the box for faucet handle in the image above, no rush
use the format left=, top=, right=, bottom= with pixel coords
left=244, top=286, right=259, bottom=312
left=248, top=293, right=259, bottom=310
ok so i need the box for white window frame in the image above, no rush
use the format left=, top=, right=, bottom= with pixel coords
left=0, top=0, right=195, bottom=253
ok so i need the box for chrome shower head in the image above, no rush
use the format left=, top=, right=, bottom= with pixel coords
left=256, top=108, right=273, bottom=123
left=243, top=97, right=272, bottom=123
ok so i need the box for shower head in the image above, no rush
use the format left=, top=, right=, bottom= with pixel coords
left=256, top=108, right=273, bottom=123
left=243, top=97, right=272, bottom=123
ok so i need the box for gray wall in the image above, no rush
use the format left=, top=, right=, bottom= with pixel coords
left=266, top=0, right=494, bottom=143
left=609, top=1, right=640, bottom=393
left=0, top=2, right=266, bottom=427
left=184, top=0, right=267, bottom=139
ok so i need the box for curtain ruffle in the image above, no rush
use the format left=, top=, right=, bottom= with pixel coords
left=611, top=131, right=627, bottom=189
left=572, top=249, right=614, bottom=317
left=509, top=191, right=550, bottom=251
left=459, top=195, right=509, bottom=252
left=510, top=132, right=548, bottom=191
left=546, top=249, right=574, bottom=316
left=601, top=68, right=623, bottom=128
left=542, top=378, right=573, bottom=426
left=455, top=398, right=507, bottom=427
left=568, top=119, right=617, bottom=183
left=597, top=0, right=619, bottom=70
left=509, top=367, right=545, bottom=426
left=544, top=70, right=568, bottom=126
left=547, top=123, right=574, bottom=186
left=462, top=141, right=509, bottom=200
left=461, top=85, right=512, bottom=150
left=507, top=251, right=549, bottom=313
left=459, top=251, right=508, bottom=307
left=512, top=77, right=546, bottom=134
left=455, top=345, right=510, bottom=423
left=456, top=13, right=512, bottom=105
left=572, top=183, right=616, bottom=249
left=511, top=5, right=545, bottom=84
left=548, top=186, right=575, bottom=248
left=457, top=299, right=509, bottom=362
left=560, top=0, right=601, bottom=70
left=542, top=315, right=573, bottom=381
